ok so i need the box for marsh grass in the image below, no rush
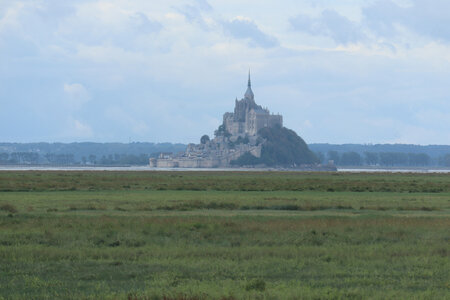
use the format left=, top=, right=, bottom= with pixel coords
left=0, top=171, right=449, bottom=299
left=0, top=203, right=18, bottom=213
left=0, top=171, right=449, bottom=193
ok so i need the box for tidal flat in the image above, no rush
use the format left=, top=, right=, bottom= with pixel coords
left=0, top=171, right=449, bottom=299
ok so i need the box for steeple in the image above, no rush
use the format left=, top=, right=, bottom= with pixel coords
left=244, top=69, right=254, bottom=100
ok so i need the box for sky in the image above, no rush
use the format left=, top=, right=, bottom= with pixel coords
left=1, top=0, right=449, bottom=145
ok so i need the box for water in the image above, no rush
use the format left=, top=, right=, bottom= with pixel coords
left=338, top=168, right=450, bottom=173
left=0, top=166, right=261, bottom=172
left=0, top=166, right=449, bottom=173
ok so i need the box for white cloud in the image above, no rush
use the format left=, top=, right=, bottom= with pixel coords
left=1, top=0, right=450, bottom=144
left=0, top=2, right=24, bottom=33
left=363, top=0, right=450, bottom=42
left=68, top=118, right=93, bottom=138
left=221, top=16, right=278, bottom=48
left=105, top=106, right=149, bottom=135
left=55, top=1, right=162, bottom=50
left=63, top=83, right=90, bottom=109
left=130, top=12, right=162, bottom=34
left=290, top=9, right=365, bottom=45
left=75, top=44, right=146, bottom=65
left=176, top=0, right=212, bottom=28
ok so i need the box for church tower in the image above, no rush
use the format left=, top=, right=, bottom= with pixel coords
left=223, top=71, right=282, bottom=137
left=244, top=70, right=254, bottom=101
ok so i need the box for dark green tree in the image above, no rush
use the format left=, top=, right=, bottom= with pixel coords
left=438, top=154, right=450, bottom=167
left=364, top=152, right=379, bottom=165
left=214, top=125, right=231, bottom=138
left=200, top=135, right=210, bottom=144
left=379, top=152, right=408, bottom=166
left=327, top=151, right=340, bottom=165
left=408, top=153, right=430, bottom=166
left=0, top=153, right=9, bottom=163
left=315, top=151, right=325, bottom=164
left=258, top=125, right=318, bottom=166
left=230, top=152, right=260, bottom=166
left=341, top=152, right=362, bottom=166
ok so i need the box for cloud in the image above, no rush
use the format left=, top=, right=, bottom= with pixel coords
left=105, top=106, right=149, bottom=135
left=0, top=2, right=23, bottom=34
left=175, top=0, right=212, bottom=28
left=222, top=17, right=278, bottom=48
left=63, top=83, right=90, bottom=109
left=194, top=0, right=212, bottom=12
left=363, top=0, right=450, bottom=42
left=290, top=9, right=364, bottom=44
left=129, top=12, right=163, bottom=34
left=1, top=1, right=450, bottom=144
left=34, top=0, right=75, bottom=26
left=176, top=5, right=208, bottom=28
left=70, top=118, right=93, bottom=138
left=58, top=2, right=162, bottom=48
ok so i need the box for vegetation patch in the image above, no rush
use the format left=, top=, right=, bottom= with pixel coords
left=0, top=203, right=18, bottom=214
left=0, top=171, right=448, bottom=299
left=231, top=125, right=319, bottom=166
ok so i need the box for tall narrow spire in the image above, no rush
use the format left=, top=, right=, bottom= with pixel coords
left=244, top=69, right=254, bottom=100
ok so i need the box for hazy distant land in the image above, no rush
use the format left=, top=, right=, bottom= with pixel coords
left=1, top=142, right=449, bottom=168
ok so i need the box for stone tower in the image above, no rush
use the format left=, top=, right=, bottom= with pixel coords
left=223, top=72, right=283, bottom=137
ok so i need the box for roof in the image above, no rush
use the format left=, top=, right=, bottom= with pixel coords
left=244, top=70, right=254, bottom=100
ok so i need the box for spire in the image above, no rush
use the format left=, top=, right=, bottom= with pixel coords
left=244, top=69, right=254, bottom=100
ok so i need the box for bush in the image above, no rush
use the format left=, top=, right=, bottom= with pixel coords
left=0, top=203, right=18, bottom=214
left=230, top=152, right=260, bottom=166
left=245, top=279, right=266, bottom=291
left=200, top=134, right=210, bottom=144
left=235, top=136, right=250, bottom=145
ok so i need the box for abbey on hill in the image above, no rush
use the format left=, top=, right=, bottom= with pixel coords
left=223, top=73, right=282, bottom=137
left=150, top=73, right=321, bottom=168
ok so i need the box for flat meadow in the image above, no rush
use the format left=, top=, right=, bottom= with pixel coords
left=0, top=171, right=449, bottom=299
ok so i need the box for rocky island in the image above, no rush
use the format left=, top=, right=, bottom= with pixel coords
left=150, top=73, right=335, bottom=170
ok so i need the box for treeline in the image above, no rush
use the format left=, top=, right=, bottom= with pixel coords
left=316, top=151, right=450, bottom=167
left=0, top=152, right=40, bottom=164
left=310, top=143, right=450, bottom=167
left=0, top=142, right=186, bottom=160
left=0, top=152, right=157, bottom=166
left=83, top=154, right=152, bottom=165
left=0, top=142, right=187, bottom=166
left=1, top=142, right=450, bottom=167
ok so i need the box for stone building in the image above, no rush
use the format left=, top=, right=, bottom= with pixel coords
left=223, top=72, right=282, bottom=137
left=150, top=72, right=282, bottom=168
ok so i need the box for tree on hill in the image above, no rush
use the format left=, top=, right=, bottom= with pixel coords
left=230, top=152, right=260, bottom=166
left=231, top=125, right=318, bottom=167
left=200, top=135, right=210, bottom=144
left=258, top=125, right=319, bottom=166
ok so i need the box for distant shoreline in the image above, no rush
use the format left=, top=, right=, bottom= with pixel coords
left=0, top=165, right=449, bottom=173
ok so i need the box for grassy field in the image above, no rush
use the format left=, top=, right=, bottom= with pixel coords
left=0, top=171, right=449, bottom=299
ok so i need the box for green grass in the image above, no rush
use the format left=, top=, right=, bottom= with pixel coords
left=0, top=171, right=449, bottom=299
left=1, top=171, right=449, bottom=193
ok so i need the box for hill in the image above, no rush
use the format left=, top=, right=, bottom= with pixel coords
left=231, top=126, right=319, bottom=167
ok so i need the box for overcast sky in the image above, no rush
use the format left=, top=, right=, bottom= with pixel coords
left=1, top=0, right=449, bottom=145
